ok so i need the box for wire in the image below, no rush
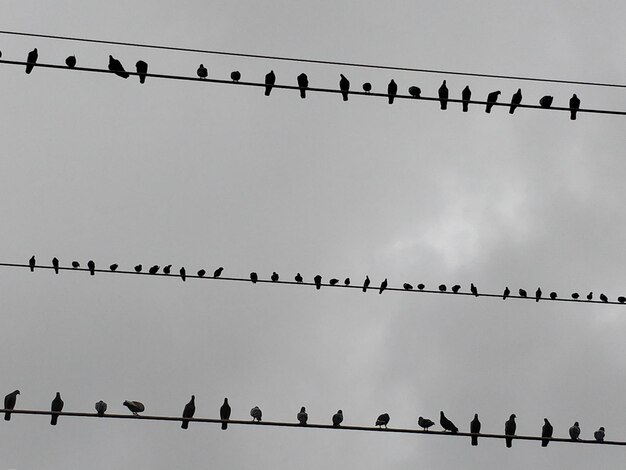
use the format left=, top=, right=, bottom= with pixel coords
left=3, top=261, right=624, bottom=306
left=1, top=29, right=625, bottom=90
left=0, top=59, right=623, bottom=117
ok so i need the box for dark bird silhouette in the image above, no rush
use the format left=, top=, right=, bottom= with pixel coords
left=271, top=271, right=279, bottom=282
left=509, top=88, right=522, bottom=114
left=438, top=80, right=449, bottom=110
left=314, top=274, right=322, bottom=290
left=594, top=427, right=605, bottom=442
left=88, top=260, right=95, bottom=275
left=618, top=296, right=626, bottom=303
left=332, top=410, right=343, bottom=427
left=250, top=272, right=258, bottom=283
left=600, top=293, right=608, bottom=302
left=440, top=411, right=458, bottom=433
left=470, top=414, right=481, bottom=446
left=571, top=292, right=579, bottom=299
left=181, top=395, right=195, bottom=429
left=408, top=86, right=421, bottom=98
left=438, top=284, right=447, bottom=292
left=541, top=418, right=553, bottom=447
left=72, top=261, right=80, bottom=269
left=123, top=400, right=145, bottom=415
left=250, top=406, right=262, bottom=422
left=29, top=255, right=36, bottom=272
left=264, top=70, right=276, bottom=96
left=25, top=48, right=38, bottom=74
left=569, top=421, right=581, bottom=440
left=214, top=267, right=224, bottom=278
left=134, top=264, right=142, bottom=273
left=362, top=82, right=372, bottom=93
left=417, top=283, right=425, bottom=290
left=587, top=292, right=593, bottom=301
left=163, top=265, right=172, bottom=274
left=505, top=414, right=516, bottom=448
left=95, top=400, right=107, bottom=417
left=539, top=95, right=553, bottom=108
left=471, top=283, right=479, bottom=297
left=65, top=55, right=76, bottom=68
left=180, top=267, right=186, bottom=282
left=418, top=416, right=435, bottom=431
left=486, top=91, right=501, bottom=113
left=297, top=73, right=309, bottom=99
left=379, top=278, right=388, bottom=294
left=549, top=291, right=557, bottom=300
left=569, top=94, right=580, bottom=120
left=362, top=275, right=370, bottom=292
left=220, top=398, right=231, bottom=430
left=344, top=278, right=350, bottom=286
left=149, top=265, right=160, bottom=274
left=297, top=406, right=308, bottom=425
left=108, top=55, right=129, bottom=78
left=109, top=264, right=118, bottom=271
left=197, top=269, right=206, bottom=278
left=376, top=413, right=390, bottom=428
left=452, top=284, right=461, bottom=293
left=295, top=273, right=303, bottom=283
left=135, top=60, right=148, bottom=84
left=503, top=287, right=510, bottom=299
left=52, top=257, right=59, bottom=274
left=387, top=79, right=397, bottom=104
left=462, top=85, right=471, bottom=112
left=519, top=288, right=527, bottom=298
left=329, top=278, right=339, bottom=285
left=197, top=64, right=208, bottom=79
left=535, top=287, right=542, bottom=302
left=339, top=74, right=350, bottom=101
left=51, top=392, right=64, bottom=425
left=4, top=390, right=19, bottom=421
left=403, top=283, right=413, bottom=290
left=230, top=70, right=241, bottom=82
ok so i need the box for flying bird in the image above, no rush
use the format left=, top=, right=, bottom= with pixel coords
left=52, top=257, right=59, bottom=274
left=314, top=274, right=322, bottom=290
left=51, top=392, right=64, bottom=425
left=485, top=91, right=501, bottom=113
left=440, top=412, right=458, bottom=433
left=387, top=79, right=397, bottom=104
left=569, top=421, right=581, bottom=440
left=571, top=292, right=579, bottom=300
left=4, top=390, right=19, bottom=421
left=344, top=278, right=350, bottom=286
left=250, top=272, right=258, bottom=283
left=362, top=82, right=372, bottom=93
left=297, top=406, right=308, bottom=425
left=549, top=291, right=557, bottom=300
left=271, top=271, right=279, bottom=282
left=108, top=55, right=129, bottom=78
left=134, top=264, right=142, bottom=273
left=197, top=269, right=206, bottom=277
left=295, top=273, right=303, bottom=283
left=332, top=410, right=343, bottom=427
left=509, top=88, right=522, bottom=114
left=297, top=73, right=309, bottom=99
left=376, top=413, right=390, bottom=428
left=379, top=278, right=388, bottom=294
left=362, top=275, right=370, bottom=292
left=197, top=64, right=208, bottom=79
left=135, top=60, right=148, bottom=84
left=594, top=427, right=605, bottom=442
left=29, top=255, right=36, bottom=272
left=535, top=287, right=542, bottom=302
left=220, top=398, right=231, bottom=430
left=149, top=265, right=160, bottom=274
left=109, top=264, right=118, bottom=271
left=230, top=70, right=241, bottom=82
left=505, top=414, right=516, bottom=448
left=65, top=55, right=76, bottom=68
left=569, top=94, right=580, bottom=120
left=88, top=260, right=95, bottom=275
left=25, top=48, right=38, bottom=74
left=329, top=278, right=339, bottom=285
left=587, top=292, right=593, bottom=301
left=418, top=416, right=435, bottom=431
left=163, top=265, right=172, bottom=274
left=541, top=418, right=553, bottom=447
left=214, top=267, right=224, bottom=278
left=438, top=80, right=449, bottom=110
left=180, top=267, right=186, bottom=282
left=438, top=284, right=447, bottom=292
left=339, top=74, right=350, bottom=101
left=264, top=70, right=276, bottom=96
left=539, top=95, right=553, bottom=108
left=519, top=288, right=527, bottom=298
left=600, top=293, right=608, bottom=302
left=403, top=283, right=413, bottom=290
left=72, top=261, right=80, bottom=269
left=408, top=86, right=421, bottom=98
left=470, top=414, right=481, bottom=446
left=181, top=395, right=196, bottom=429
left=250, top=406, right=262, bottom=422
left=95, top=400, right=107, bottom=417
left=503, top=287, right=510, bottom=299
left=470, top=283, right=479, bottom=297
left=452, top=284, right=461, bottom=293
left=123, top=400, right=145, bottom=415
left=462, top=85, right=471, bottom=112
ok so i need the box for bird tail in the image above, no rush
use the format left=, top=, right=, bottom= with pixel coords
left=26, top=65, right=34, bottom=74
left=300, top=89, right=306, bottom=99
left=181, top=420, right=189, bottom=429
left=509, top=107, right=515, bottom=114
left=441, top=102, right=447, bottom=110
left=265, top=87, right=272, bottom=96
left=389, top=96, right=394, bottom=105
left=140, top=75, right=146, bottom=84
left=463, top=103, right=468, bottom=112
left=486, top=106, right=492, bottom=113
left=4, top=412, right=11, bottom=421
left=221, top=422, right=228, bottom=430
left=342, top=93, right=348, bottom=102
left=506, top=438, right=512, bottom=448
left=541, top=439, right=549, bottom=447
left=570, top=110, right=577, bottom=120
left=471, top=436, right=478, bottom=446
left=51, top=414, right=58, bottom=425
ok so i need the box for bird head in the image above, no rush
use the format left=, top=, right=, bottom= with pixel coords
left=337, top=410, right=342, bottom=414
left=574, top=421, right=579, bottom=426
left=300, top=406, right=306, bottom=412
left=511, top=414, right=516, bottom=419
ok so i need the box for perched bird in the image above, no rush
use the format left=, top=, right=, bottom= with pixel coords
left=600, top=293, right=608, bottom=302
left=470, top=283, right=479, bottom=297
left=297, top=406, right=308, bottom=425
left=618, top=296, right=626, bottom=303
left=95, top=400, right=107, bottom=417
left=486, top=90, right=501, bottom=113
left=440, top=412, right=458, bottom=433
left=387, top=79, right=397, bottom=104
left=72, top=261, right=80, bottom=269
left=181, top=395, right=196, bottom=429
left=149, top=265, right=160, bottom=274
left=179, top=267, right=186, bottom=282
left=197, top=64, right=208, bottom=79
left=362, top=275, right=370, bottom=292
left=418, top=416, right=435, bottom=431
left=503, top=287, right=510, bottom=300
left=297, top=73, right=309, bottom=99
left=123, top=400, right=145, bottom=415
left=51, top=392, right=64, bottom=425
left=264, top=70, right=276, bottom=96
left=197, top=269, right=206, bottom=278
left=329, top=278, right=339, bottom=286
left=230, top=70, right=241, bottom=82
left=539, top=95, right=553, bottom=108
left=417, top=284, right=425, bottom=290
left=362, top=82, right=372, bottom=93
left=403, top=283, right=413, bottom=290
left=535, top=287, right=542, bottom=302
left=541, top=418, right=553, bottom=447
left=408, top=86, right=421, bottom=98
left=29, top=255, right=36, bottom=272
left=594, top=427, right=605, bottom=442
left=519, top=288, right=527, bottom=298
left=88, top=260, right=95, bottom=275
left=505, top=414, right=516, bottom=448
left=569, top=421, right=581, bottom=440
left=339, top=74, right=350, bottom=101
left=470, top=413, right=481, bottom=446
left=587, top=292, right=593, bottom=301
left=4, top=390, right=19, bottom=421
left=214, top=267, right=224, bottom=278
left=438, top=284, right=447, bottom=292
left=569, top=94, right=580, bottom=120
left=250, top=406, right=262, bottom=422
left=314, top=274, right=322, bottom=289
left=509, top=88, right=522, bottom=114
left=452, top=284, right=461, bottom=293
left=220, top=398, right=231, bottom=430
left=163, top=265, right=172, bottom=274
left=462, top=85, right=471, bottom=112
left=295, top=273, right=303, bottom=283
left=271, top=271, right=279, bottom=282
left=109, top=264, right=118, bottom=271
left=438, top=80, right=449, bottom=110
left=549, top=291, right=557, bottom=300
left=108, top=55, right=129, bottom=78
left=571, top=292, right=580, bottom=300
left=332, top=410, right=343, bottom=427
left=250, top=272, right=258, bottom=283
left=135, top=60, right=148, bottom=84
left=25, top=48, right=38, bottom=74
left=376, top=413, right=390, bottom=428
left=64, top=55, right=77, bottom=69
left=52, top=257, right=59, bottom=274
left=134, top=264, right=142, bottom=273
left=379, top=278, right=388, bottom=294
left=344, top=277, right=350, bottom=286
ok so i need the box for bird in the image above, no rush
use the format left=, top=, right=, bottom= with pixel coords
left=108, top=55, right=129, bottom=78
left=387, top=79, right=397, bottom=104
left=135, top=60, right=148, bottom=84
left=535, top=287, right=542, bottom=302
left=220, top=398, right=231, bottom=430
left=486, top=91, right=501, bottom=113
left=509, top=88, right=522, bottom=114
left=329, top=278, right=339, bottom=285
left=163, top=265, right=172, bottom=274
left=109, top=264, right=118, bottom=271
left=332, top=410, right=343, bottom=427
left=550, top=292, right=557, bottom=300
left=214, top=267, right=224, bottom=278
left=541, top=418, right=553, bottom=447
left=250, top=406, right=262, bottom=422
left=51, top=392, right=64, bottom=425
left=503, top=287, right=510, bottom=299
left=505, top=414, right=516, bottom=448
left=88, top=260, right=95, bottom=275
left=271, top=271, right=279, bottom=282
left=72, top=261, right=80, bottom=269
left=571, top=292, right=579, bottom=300
left=618, top=296, right=626, bottom=303
left=440, top=412, right=458, bottom=433
left=379, top=278, right=388, bottom=294
left=29, top=255, right=36, bottom=272
left=519, top=288, right=527, bottom=298
left=362, top=275, right=370, bottom=292
left=314, top=275, right=322, bottom=290
left=4, top=390, right=19, bottom=421
left=230, top=70, right=241, bottom=82
left=470, top=413, right=481, bottom=446
left=339, top=74, right=350, bottom=101
left=569, top=421, right=581, bottom=440
left=376, top=413, right=390, bottom=428
left=297, top=406, right=308, bottom=425
left=539, top=95, right=553, bottom=108
left=462, top=85, right=471, bottom=112
left=600, top=293, right=608, bottom=302
left=149, top=265, right=160, bottom=274
left=438, top=284, right=447, bottom=292
left=180, top=267, right=187, bottom=282
left=587, top=292, right=593, bottom=301
left=470, top=283, right=479, bottom=297
left=134, top=264, right=142, bottom=273
left=362, top=82, right=372, bottom=93
left=408, top=86, right=421, bottom=98
left=65, top=55, right=76, bottom=68
left=295, top=273, right=303, bottom=283
left=452, top=284, right=461, bottom=293
left=197, top=64, right=208, bottom=79
left=594, top=427, right=605, bottom=442
left=417, top=284, right=425, bottom=290
left=418, top=416, right=435, bottom=431
left=181, top=395, right=195, bottom=429
left=438, top=80, right=449, bottom=110
left=264, top=70, right=276, bottom=96
left=344, top=278, right=350, bottom=286
left=123, top=400, right=145, bottom=415
left=569, top=94, right=580, bottom=120
left=250, top=272, right=258, bottom=283
left=95, top=400, right=107, bottom=417
left=25, top=48, right=38, bottom=74
left=403, top=283, right=413, bottom=290
left=297, top=73, right=309, bottom=99
left=197, top=269, right=206, bottom=278
left=52, top=257, right=59, bottom=274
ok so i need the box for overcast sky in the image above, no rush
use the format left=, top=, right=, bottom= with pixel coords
left=1, top=1, right=626, bottom=469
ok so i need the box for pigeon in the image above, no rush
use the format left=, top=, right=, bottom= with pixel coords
left=51, top=392, right=64, bottom=425
left=297, top=406, right=308, bottom=425
left=408, top=86, right=421, bottom=98
left=314, top=275, right=322, bottom=290
left=519, top=288, right=527, bottom=298
left=29, top=255, right=36, bottom=272
left=509, top=88, right=522, bottom=114
left=344, top=278, right=350, bottom=286
left=72, top=261, right=80, bottom=269
left=181, top=395, right=195, bottom=429
left=362, top=82, right=372, bottom=93
left=271, top=271, right=279, bottom=282
left=594, top=427, right=605, bottom=442
left=470, top=413, right=481, bottom=446
left=503, top=287, right=510, bottom=299
left=339, top=74, right=350, bottom=101
left=418, top=416, right=435, bottom=431
left=220, top=398, right=231, bottom=430
left=95, top=400, right=107, bottom=417
left=250, top=406, right=262, bottom=422
left=108, top=55, right=129, bottom=79
left=295, top=273, right=303, bottom=283
left=134, top=264, right=142, bottom=273
left=4, top=390, right=19, bottom=421
left=88, top=260, right=95, bottom=275
left=332, top=410, right=343, bottom=427
left=440, top=412, right=458, bottom=433
left=438, top=80, right=449, bottom=110
left=149, top=265, right=160, bottom=274
left=362, top=275, right=370, bottom=292
left=486, top=91, right=501, bottom=113
left=230, top=71, right=241, bottom=82
left=462, top=85, right=471, bottom=112
left=541, top=418, right=553, bottom=447
left=379, top=278, right=388, bottom=294
left=135, top=60, right=148, bottom=84
left=549, top=292, right=557, bottom=300
left=25, top=48, right=38, bottom=74
left=618, top=296, right=626, bottom=303
left=65, top=55, right=76, bottom=68
left=109, top=264, right=118, bottom=271
left=569, top=94, right=580, bottom=120
left=264, top=70, right=276, bottom=96
left=571, top=292, right=579, bottom=300
left=505, top=414, right=516, bottom=448
left=417, top=284, right=425, bottom=290
left=587, top=292, right=593, bottom=301
left=214, top=267, right=224, bottom=278
left=535, top=287, right=542, bottom=302
left=250, top=272, right=258, bottom=283
left=52, top=257, right=59, bottom=274
left=403, top=283, right=413, bottom=290
left=438, top=284, right=447, bottom=292
left=470, top=283, right=479, bottom=297
left=180, top=267, right=186, bottom=282
left=539, top=95, right=553, bottom=108
left=387, top=79, right=397, bottom=104
left=123, top=400, right=145, bottom=415
left=452, top=284, right=461, bottom=293
left=569, top=421, right=581, bottom=440
left=329, top=278, right=339, bottom=285
left=197, top=269, right=206, bottom=278
left=600, top=293, right=608, bottom=302
left=163, top=265, right=172, bottom=274
left=297, top=73, right=309, bottom=99
left=376, top=413, right=390, bottom=428
left=197, top=64, right=208, bottom=79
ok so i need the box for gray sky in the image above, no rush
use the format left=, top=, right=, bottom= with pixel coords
left=1, top=1, right=626, bottom=468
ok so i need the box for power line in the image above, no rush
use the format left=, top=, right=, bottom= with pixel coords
left=0, top=29, right=624, bottom=90
left=3, top=261, right=624, bottom=306
left=1, top=59, right=624, bottom=117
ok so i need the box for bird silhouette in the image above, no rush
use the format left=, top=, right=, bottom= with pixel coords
left=569, top=94, right=580, bottom=120
left=65, top=55, right=76, bottom=68
left=181, top=395, right=195, bottom=429
left=594, top=427, right=605, bottom=442
left=505, top=414, right=516, bottom=448
left=387, top=79, right=397, bottom=104
left=123, top=400, right=145, bottom=415
left=376, top=413, right=390, bottom=428
left=403, top=283, right=413, bottom=290
left=297, top=73, right=309, bottom=99
left=220, top=398, right=231, bottom=430
left=250, top=406, right=262, bottom=422
left=539, top=95, right=553, bottom=108
left=362, top=275, right=370, bottom=292
left=214, top=267, right=224, bottom=278
left=440, top=412, right=458, bottom=433
left=180, top=267, right=186, bottom=282
left=250, top=272, right=258, bottom=283
left=95, top=400, right=107, bottom=417
left=88, top=260, right=95, bottom=275
left=438, top=284, right=447, bottom=292
left=264, top=70, right=276, bottom=96
left=52, top=257, right=59, bottom=274
left=462, top=85, right=471, bottom=112
left=314, top=274, right=322, bottom=290
left=25, top=48, right=38, bottom=74
left=134, top=264, right=142, bottom=273
left=29, top=255, right=36, bottom=272
left=163, top=265, right=172, bottom=274
left=509, top=88, right=522, bottom=114
left=408, top=86, right=421, bottom=98
left=344, top=278, right=350, bottom=286
left=418, top=416, right=435, bottom=431
left=549, top=292, right=557, bottom=300
left=486, top=91, right=501, bottom=113
left=72, top=261, right=80, bottom=269
left=149, top=265, right=160, bottom=274
left=452, top=284, right=461, bottom=293
left=569, top=421, right=580, bottom=440
left=109, top=264, right=118, bottom=271
left=197, top=64, right=208, bottom=79
left=379, top=278, right=388, bottom=294
left=571, top=292, right=579, bottom=299
left=503, top=287, right=510, bottom=299
left=197, top=269, right=206, bottom=277
left=541, top=418, right=553, bottom=447
left=417, top=283, right=425, bottom=290
left=535, top=287, right=542, bottom=302
left=470, top=283, right=479, bottom=297
left=135, top=60, right=148, bottom=84
left=332, top=410, right=343, bottom=427
left=362, top=82, right=372, bottom=93
left=339, top=74, right=350, bottom=101
left=271, top=271, right=279, bottom=282
left=295, top=273, right=303, bottom=283
left=587, top=292, right=593, bottom=301
left=600, top=293, right=608, bottom=302
left=519, top=288, right=527, bottom=298
left=297, top=406, right=308, bottom=425
left=618, top=296, right=626, bottom=303
left=438, top=80, right=449, bottom=110
left=4, top=390, right=19, bottom=421
left=230, top=70, right=241, bottom=82
left=51, top=392, right=64, bottom=425
left=108, top=55, right=129, bottom=78
left=329, top=278, right=339, bottom=285
left=470, top=414, right=481, bottom=446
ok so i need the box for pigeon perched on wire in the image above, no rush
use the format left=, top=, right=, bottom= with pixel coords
left=297, top=406, right=308, bottom=425
left=271, top=271, right=279, bottom=282
left=417, top=284, right=425, bottom=290
left=539, top=95, right=553, bottom=108
left=587, top=292, right=593, bottom=301
left=503, top=287, right=510, bottom=299
left=264, top=70, right=276, bottom=96
left=339, top=74, right=350, bottom=101
left=594, top=427, right=605, bottom=442
left=88, top=260, right=95, bottom=275
left=505, top=414, right=516, bottom=448
left=549, top=292, right=557, bottom=300
left=220, top=398, right=231, bottom=430
left=438, top=80, right=449, bottom=110
left=344, top=278, right=350, bottom=286
left=109, top=263, right=118, bottom=271
left=163, top=265, right=171, bottom=274
left=25, top=48, right=38, bottom=74
left=403, top=283, right=413, bottom=290
left=250, top=406, right=262, bottom=422
left=123, top=400, right=145, bottom=415
left=51, top=392, right=64, bottom=425
left=4, top=390, right=19, bottom=421
left=214, top=267, right=224, bottom=278
left=509, top=88, right=522, bottom=114
left=52, top=257, right=59, bottom=274
left=618, top=296, right=626, bottom=303
left=197, top=269, right=206, bottom=278
left=535, top=287, right=542, bottom=302
left=387, top=79, right=397, bottom=104
left=541, top=418, right=553, bottom=447
left=571, top=292, right=580, bottom=299
left=519, top=288, right=527, bottom=298
left=379, top=278, right=388, bottom=294
left=314, top=275, right=322, bottom=290
left=470, top=414, right=481, bottom=446
left=72, top=261, right=80, bottom=269
left=230, top=71, right=241, bottom=82
left=108, top=55, right=129, bottom=79
left=179, top=267, right=186, bottom=282
left=197, top=64, right=208, bottom=79
left=569, top=421, right=581, bottom=440
left=418, top=416, right=435, bottom=431
left=362, top=82, right=372, bottom=93
left=408, top=86, right=421, bottom=98
left=29, top=255, right=36, bottom=272
left=376, top=413, right=390, bottom=428
left=95, top=400, right=107, bottom=417
left=462, top=85, right=471, bottom=112
left=362, top=275, right=370, bottom=292
left=440, top=411, right=458, bottom=433
left=250, top=272, right=258, bottom=283
left=452, top=284, right=461, bottom=293
left=600, top=293, right=608, bottom=302
left=569, top=94, right=580, bottom=120
left=295, top=273, right=303, bottom=283
left=134, top=264, right=142, bottom=273
left=485, top=91, right=501, bottom=113
left=332, top=410, right=343, bottom=427
left=439, top=284, right=447, bottom=292
left=470, top=283, right=479, bottom=297
left=135, top=60, right=148, bottom=84
left=65, top=55, right=76, bottom=68
left=149, top=265, right=160, bottom=274
left=297, top=73, right=309, bottom=99
left=181, top=395, right=195, bottom=429
left=329, top=278, right=339, bottom=285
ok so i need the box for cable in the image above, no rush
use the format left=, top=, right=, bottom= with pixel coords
left=0, top=59, right=624, bottom=117
left=1, top=29, right=625, bottom=90
left=3, top=261, right=624, bottom=306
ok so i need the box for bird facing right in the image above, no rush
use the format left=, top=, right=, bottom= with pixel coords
left=332, top=410, right=343, bottom=427
left=181, top=395, right=195, bottom=429
left=504, top=414, right=516, bottom=448
left=4, top=390, right=20, bottom=421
